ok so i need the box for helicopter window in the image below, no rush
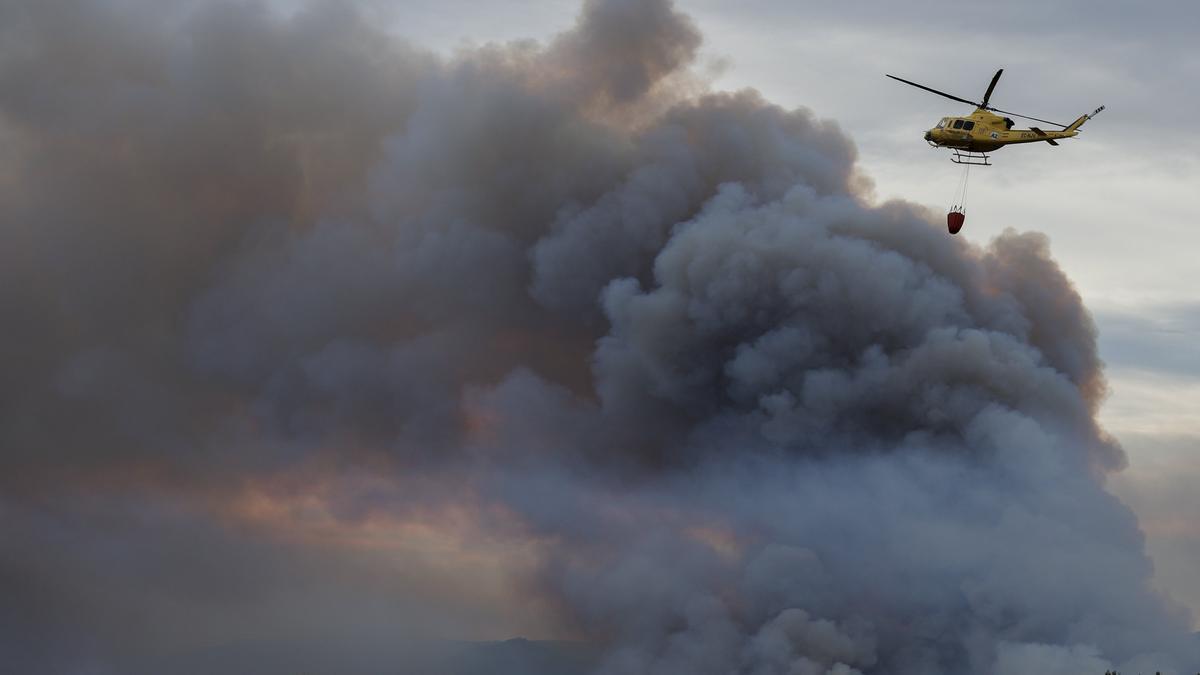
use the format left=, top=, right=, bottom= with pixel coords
left=952, top=120, right=964, bottom=129
left=936, top=118, right=947, bottom=128
left=962, top=121, right=975, bottom=131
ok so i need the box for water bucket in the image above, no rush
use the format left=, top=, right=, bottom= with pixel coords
left=947, top=210, right=965, bottom=235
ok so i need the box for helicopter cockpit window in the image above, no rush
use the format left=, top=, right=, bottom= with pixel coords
left=936, top=118, right=947, bottom=128
left=962, top=121, right=975, bottom=131
left=952, top=120, right=964, bottom=129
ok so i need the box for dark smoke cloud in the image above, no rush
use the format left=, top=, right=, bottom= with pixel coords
left=0, top=0, right=1195, bottom=673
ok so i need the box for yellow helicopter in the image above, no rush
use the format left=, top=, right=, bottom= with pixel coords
left=887, top=68, right=1104, bottom=166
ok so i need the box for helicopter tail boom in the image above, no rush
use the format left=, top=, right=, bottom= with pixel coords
left=1065, top=105, right=1105, bottom=133
left=1064, top=114, right=1089, bottom=133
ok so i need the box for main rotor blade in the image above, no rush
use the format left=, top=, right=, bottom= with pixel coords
left=888, top=72, right=1070, bottom=127
left=985, top=106, right=1069, bottom=128
left=886, top=74, right=979, bottom=108
left=980, top=68, right=1003, bottom=108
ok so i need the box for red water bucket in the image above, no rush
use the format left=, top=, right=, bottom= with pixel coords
left=947, top=210, right=965, bottom=235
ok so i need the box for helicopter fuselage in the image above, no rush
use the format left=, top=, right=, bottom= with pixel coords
left=925, top=108, right=1081, bottom=152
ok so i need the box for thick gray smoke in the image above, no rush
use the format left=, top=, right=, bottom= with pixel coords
left=0, top=1, right=1196, bottom=673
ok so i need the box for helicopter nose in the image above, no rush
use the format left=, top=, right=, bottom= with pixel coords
left=924, top=131, right=933, bottom=141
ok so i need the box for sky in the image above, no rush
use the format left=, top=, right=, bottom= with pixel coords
left=358, top=0, right=1200, bottom=626
left=3, top=1, right=1198, bottom=673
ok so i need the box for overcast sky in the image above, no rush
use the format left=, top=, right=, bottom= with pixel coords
left=4, top=2, right=1197, bottom=671
left=352, top=0, right=1200, bottom=622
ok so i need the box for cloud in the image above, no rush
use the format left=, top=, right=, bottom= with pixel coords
left=1096, top=303, right=1200, bottom=378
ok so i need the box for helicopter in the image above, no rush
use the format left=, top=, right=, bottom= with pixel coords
left=887, top=68, right=1103, bottom=235
left=887, top=68, right=1104, bottom=166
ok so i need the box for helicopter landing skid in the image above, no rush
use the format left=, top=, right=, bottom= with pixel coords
left=950, top=149, right=991, bottom=166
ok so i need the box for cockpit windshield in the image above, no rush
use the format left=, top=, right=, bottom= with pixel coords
left=936, top=118, right=947, bottom=128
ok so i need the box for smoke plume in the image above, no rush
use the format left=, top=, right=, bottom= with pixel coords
left=0, top=0, right=1195, bottom=673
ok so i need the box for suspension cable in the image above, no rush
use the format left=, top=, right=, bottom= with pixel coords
left=951, top=162, right=971, bottom=211
left=961, top=162, right=971, bottom=209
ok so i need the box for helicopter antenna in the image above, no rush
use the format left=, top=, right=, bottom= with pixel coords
left=887, top=70, right=1070, bottom=127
